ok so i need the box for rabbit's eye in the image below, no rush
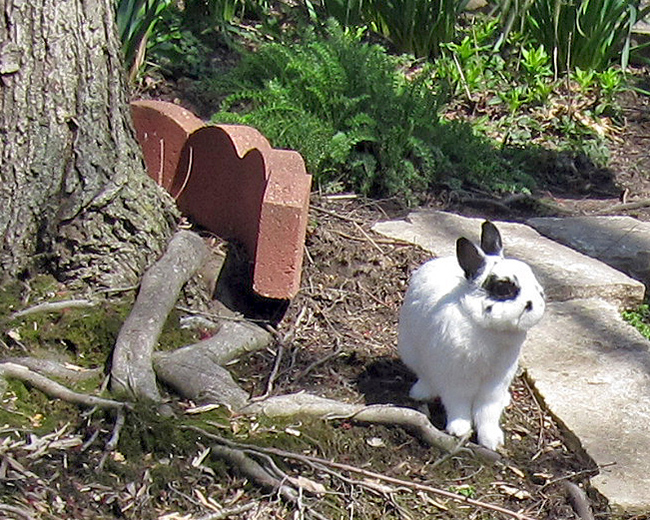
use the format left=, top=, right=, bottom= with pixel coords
left=483, top=275, right=520, bottom=301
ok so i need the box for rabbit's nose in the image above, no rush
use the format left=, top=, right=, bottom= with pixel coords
left=524, top=301, right=533, bottom=312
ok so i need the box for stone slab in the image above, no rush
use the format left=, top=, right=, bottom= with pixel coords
left=372, top=210, right=645, bottom=309
left=528, top=215, right=650, bottom=289
left=523, top=299, right=650, bottom=513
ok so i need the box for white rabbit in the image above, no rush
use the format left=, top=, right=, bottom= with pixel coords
left=398, top=220, right=545, bottom=450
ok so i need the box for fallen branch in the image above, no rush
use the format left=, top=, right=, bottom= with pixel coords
left=241, top=393, right=499, bottom=461
left=0, top=362, right=125, bottom=409
left=187, top=426, right=535, bottom=520
left=110, top=230, right=208, bottom=401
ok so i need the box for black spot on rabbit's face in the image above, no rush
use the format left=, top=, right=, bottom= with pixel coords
left=483, top=275, right=520, bottom=301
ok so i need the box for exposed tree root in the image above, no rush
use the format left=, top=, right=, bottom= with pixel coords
left=560, top=481, right=595, bottom=520
left=153, top=320, right=271, bottom=408
left=0, top=362, right=124, bottom=409
left=154, top=353, right=250, bottom=409
left=1, top=357, right=102, bottom=383
left=243, top=392, right=500, bottom=462
left=9, top=298, right=97, bottom=320
left=110, top=230, right=208, bottom=401
left=210, top=444, right=298, bottom=503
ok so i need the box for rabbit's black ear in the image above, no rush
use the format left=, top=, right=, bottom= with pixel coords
left=481, top=221, right=503, bottom=256
left=457, top=237, right=485, bottom=280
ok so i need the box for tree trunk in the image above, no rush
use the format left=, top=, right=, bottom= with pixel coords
left=0, top=0, right=178, bottom=288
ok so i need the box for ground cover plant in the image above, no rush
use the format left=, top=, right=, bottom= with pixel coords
left=494, top=0, right=650, bottom=73
left=207, top=20, right=538, bottom=200
left=128, top=0, right=646, bottom=203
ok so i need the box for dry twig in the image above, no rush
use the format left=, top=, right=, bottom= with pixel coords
left=594, top=197, right=650, bottom=215
left=193, top=502, right=257, bottom=520
left=187, top=426, right=535, bottom=520
left=0, top=504, right=35, bottom=520
left=310, top=205, right=367, bottom=225
left=9, top=298, right=97, bottom=320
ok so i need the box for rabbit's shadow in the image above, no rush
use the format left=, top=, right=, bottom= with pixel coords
left=356, top=356, right=446, bottom=431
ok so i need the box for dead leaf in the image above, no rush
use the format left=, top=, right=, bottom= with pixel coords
left=507, top=465, right=526, bottom=479
left=191, top=446, right=211, bottom=467
left=288, top=475, right=327, bottom=495
left=494, top=482, right=532, bottom=500
left=366, top=437, right=385, bottom=448
left=284, top=427, right=301, bottom=437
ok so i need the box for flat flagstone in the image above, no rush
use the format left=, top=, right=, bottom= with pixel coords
left=528, top=215, right=650, bottom=288
left=523, top=299, right=650, bottom=513
left=372, top=210, right=644, bottom=309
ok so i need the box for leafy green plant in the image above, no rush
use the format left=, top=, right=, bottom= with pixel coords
left=371, top=0, right=470, bottom=58
left=118, top=0, right=275, bottom=79
left=116, top=0, right=173, bottom=79
left=437, top=19, right=507, bottom=98
left=572, top=67, right=596, bottom=91
left=320, top=0, right=366, bottom=26
left=495, top=0, right=650, bottom=73
left=209, top=21, right=533, bottom=200
left=499, top=85, right=530, bottom=114
left=597, top=68, right=623, bottom=98
left=147, top=5, right=215, bottom=78
left=319, top=0, right=469, bottom=58
left=520, top=44, right=552, bottom=78
left=623, top=304, right=650, bottom=340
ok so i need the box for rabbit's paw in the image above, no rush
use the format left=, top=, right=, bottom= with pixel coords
left=409, top=379, right=434, bottom=401
left=477, top=425, right=504, bottom=451
left=446, top=418, right=472, bottom=438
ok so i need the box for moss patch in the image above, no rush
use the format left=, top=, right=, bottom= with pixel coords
left=0, top=275, right=200, bottom=436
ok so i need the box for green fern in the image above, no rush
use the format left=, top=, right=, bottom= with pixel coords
left=210, top=20, right=533, bottom=200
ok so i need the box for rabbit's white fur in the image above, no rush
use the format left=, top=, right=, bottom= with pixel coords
left=398, top=221, right=545, bottom=450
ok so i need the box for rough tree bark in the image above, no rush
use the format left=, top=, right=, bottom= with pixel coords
left=0, top=0, right=178, bottom=288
